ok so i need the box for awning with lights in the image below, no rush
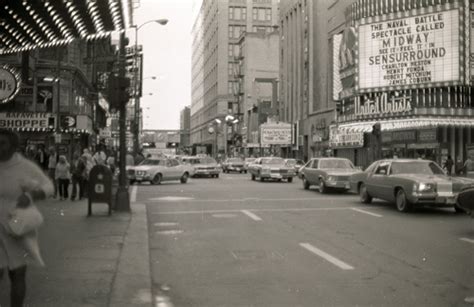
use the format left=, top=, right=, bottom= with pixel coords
left=0, top=0, right=133, bottom=55
left=338, top=117, right=474, bottom=133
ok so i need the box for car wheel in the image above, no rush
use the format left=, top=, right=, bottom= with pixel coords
left=319, top=179, right=327, bottom=194
left=129, top=180, right=136, bottom=185
left=180, top=173, right=189, bottom=184
left=302, top=177, right=310, bottom=190
left=454, top=203, right=466, bottom=214
left=215, top=174, right=219, bottom=178
left=251, top=174, right=255, bottom=181
left=259, top=172, right=264, bottom=182
left=288, top=177, right=293, bottom=183
left=359, top=183, right=372, bottom=204
left=396, top=189, right=412, bottom=212
left=151, top=174, right=162, bottom=185
left=245, top=170, right=248, bottom=174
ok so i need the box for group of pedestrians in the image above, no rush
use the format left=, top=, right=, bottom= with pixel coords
left=43, top=146, right=117, bottom=201
left=443, top=155, right=474, bottom=177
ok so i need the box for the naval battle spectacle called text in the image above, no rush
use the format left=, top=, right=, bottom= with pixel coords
left=358, top=9, right=459, bottom=89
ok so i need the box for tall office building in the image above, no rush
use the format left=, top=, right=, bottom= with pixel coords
left=191, top=0, right=279, bottom=155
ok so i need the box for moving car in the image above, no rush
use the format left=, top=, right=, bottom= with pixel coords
left=182, top=156, right=221, bottom=178
left=248, top=157, right=296, bottom=182
left=243, top=158, right=256, bottom=171
left=299, top=158, right=359, bottom=193
left=285, top=158, right=305, bottom=174
left=349, top=159, right=474, bottom=212
left=127, top=157, right=194, bottom=185
left=222, top=157, right=246, bottom=173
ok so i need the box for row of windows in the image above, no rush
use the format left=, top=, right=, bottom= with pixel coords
left=229, top=6, right=247, bottom=20
left=228, top=25, right=246, bottom=39
left=228, top=43, right=240, bottom=58
left=228, top=81, right=240, bottom=95
left=253, top=7, right=272, bottom=21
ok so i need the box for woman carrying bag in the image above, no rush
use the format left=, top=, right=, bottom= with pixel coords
left=0, top=129, right=54, bottom=307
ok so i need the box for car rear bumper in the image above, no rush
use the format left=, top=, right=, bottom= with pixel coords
left=325, top=181, right=351, bottom=190
left=261, top=173, right=295, bottom=179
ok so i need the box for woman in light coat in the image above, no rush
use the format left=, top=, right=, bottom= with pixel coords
left=0, top=129, right=54, bottom=306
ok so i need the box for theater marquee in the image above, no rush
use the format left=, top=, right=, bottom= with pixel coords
left=357, top=6, right=463, bottom=92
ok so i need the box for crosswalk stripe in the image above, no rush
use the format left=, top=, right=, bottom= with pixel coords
left=300, top=243, right=354, bottom=270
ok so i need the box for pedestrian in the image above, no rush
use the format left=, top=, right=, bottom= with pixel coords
left=464, top=156, right=474, bottom=178
left=443, top=155, right=454, bottom=176
left=35, top=145, right=48, bottom=170
left=0, top=129, right=54, bottom=307
left=134, top=151, right=145, bottom=165
left=70, top=153, right=86, bottom=201
left=455, top=157, right=464, bottom=175
left=106, top=154, right=116, bottom=176
left=55, top=155, right=71, bottom=201
left=82, top=149, right=95, bottom=197
left=93, top=146, right=107, bottom=165
left=47, top=146, right=58, bottom=198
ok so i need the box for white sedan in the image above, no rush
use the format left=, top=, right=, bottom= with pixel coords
left=127, top=158, right=194, bottom=184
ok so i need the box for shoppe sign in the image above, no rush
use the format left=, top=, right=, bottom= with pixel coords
left=0, top=65, right=21, bottom=104
left=0, top=113, right=56, bottom=129
left=357, top=6, right=462, bottom=92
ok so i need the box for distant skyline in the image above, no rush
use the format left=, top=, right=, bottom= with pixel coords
left=133, top=0, right=200, bottom=130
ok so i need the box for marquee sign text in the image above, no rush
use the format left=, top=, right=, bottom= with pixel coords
left=354, top=92, right=412, bottom=117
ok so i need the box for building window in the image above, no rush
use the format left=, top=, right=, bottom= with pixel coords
left=228, top=81, right=239, bottom=95
left=229, top=6, right=247, bottom=20
left=228, top=25, right=246, bottom=39
left=228, top=43, right=240, bottom=59
left=252, top=7, right=271, bottom=21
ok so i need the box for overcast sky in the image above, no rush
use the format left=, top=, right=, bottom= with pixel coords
left=133, top=0, right=200, bottom=130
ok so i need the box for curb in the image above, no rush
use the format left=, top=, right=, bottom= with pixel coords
left=109, top=203, right=152, bottom=307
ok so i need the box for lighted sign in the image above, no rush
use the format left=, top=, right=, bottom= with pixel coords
left=358, top=8, right=460, bottom=91
left=354, top=92, right=412, bottom=117
left=0, top=65, right=21, bottom=103
left=329, top=126, right=364, bottom=148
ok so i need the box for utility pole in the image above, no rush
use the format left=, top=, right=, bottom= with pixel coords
left=115, top=32, right=131, bottom=212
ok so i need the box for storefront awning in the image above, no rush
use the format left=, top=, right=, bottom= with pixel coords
left=0, top=0, right=133, bottom=55
left=338, top=117, right=474, bottom=133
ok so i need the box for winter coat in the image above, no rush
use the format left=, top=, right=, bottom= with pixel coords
left=55, top=162, right=71, bottom=180
left=0, top=153, right=54, bottom=269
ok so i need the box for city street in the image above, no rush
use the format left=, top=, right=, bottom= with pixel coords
left=134, top=173, right=474, bottom=307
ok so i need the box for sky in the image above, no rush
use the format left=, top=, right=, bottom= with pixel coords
left=132, top=0, right=200, bottom=130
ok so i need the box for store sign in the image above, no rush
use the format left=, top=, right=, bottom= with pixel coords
left=0, top=66, right=20, bottom=103
left=329, top=126, right=364, bottom=148
left=354, top=92, right=412, bottom=117
left=0, top=113, right=55, bottom=129
left=391, top=130, right=417, bottom=143
left=260, top=123, right=292, bottom=145
left=358, top=8, right=460, bottom=91
left=418, top=129, right=438, bottom=142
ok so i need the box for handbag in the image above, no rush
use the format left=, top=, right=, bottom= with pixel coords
left=6, top=204, right=44, bottom=237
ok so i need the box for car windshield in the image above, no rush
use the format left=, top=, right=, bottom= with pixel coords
left=390, top=161, right=445, bottom=175
left=139, top=159, right=163, bottom=166
left=200, top=157, right=217, bottom=164
left=228, top=158, right=243, bottom=163
left=319, top=159, right=354, bottom=169
left=245, top=158, right=256, bottom=162
left=262, top=158, right=285, bottom=165
left=183, top=158, right=200, bottom=165
left=286, top=159, right=296, bottom=165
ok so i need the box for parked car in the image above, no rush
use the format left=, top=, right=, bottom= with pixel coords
left=222, top=157, right=246, bottom=173
left=182, top=156, right=221, bottom=178
left=349, top=159, right=474, bottom=212
left=244, top=158, right=256, bottom=171
left=299, top=158, right=359, bottom=193
left=285, top=158, right=305, bottom=174
left=248, top=157, right=296, bottom=182
left=127, top=157, right=194, bottom=185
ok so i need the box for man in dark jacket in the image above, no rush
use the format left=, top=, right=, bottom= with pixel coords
left=70, top=153, right=86, bottom=201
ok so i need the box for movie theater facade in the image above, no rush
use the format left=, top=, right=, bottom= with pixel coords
left=331, top=0, right=474, bottom=168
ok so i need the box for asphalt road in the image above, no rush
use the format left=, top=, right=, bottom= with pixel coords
left=134, top=173, right=474, bottom=307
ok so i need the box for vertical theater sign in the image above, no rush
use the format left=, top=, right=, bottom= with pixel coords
left=0, top=65, right=21, bottom=104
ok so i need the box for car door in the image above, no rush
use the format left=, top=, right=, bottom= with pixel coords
left=367, top=162, right=390, bottom=199
left=168, top=159, right=182, bottom=179
left=305, top=159, right=319, bottom=184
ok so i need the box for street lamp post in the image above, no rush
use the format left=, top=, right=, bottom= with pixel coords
left=132, top=19, right=168, bottom=155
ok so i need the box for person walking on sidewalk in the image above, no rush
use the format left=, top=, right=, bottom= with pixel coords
left=47, top=147, right=58, bottom=198
left=55, top=155, right=71, bottom=201
left=70, top=153, right=86, bottom=201
left=0, top=129, right=54, bottom=307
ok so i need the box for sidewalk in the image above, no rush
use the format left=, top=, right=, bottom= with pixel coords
left=0, top=194, right=152, bottom=307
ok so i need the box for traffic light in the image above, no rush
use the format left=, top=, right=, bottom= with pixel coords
left=106, top=74, right=131, bottom=109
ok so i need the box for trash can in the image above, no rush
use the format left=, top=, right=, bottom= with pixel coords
left=87, top=165, right=113, bottom=216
